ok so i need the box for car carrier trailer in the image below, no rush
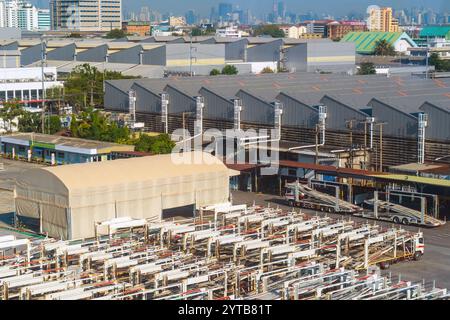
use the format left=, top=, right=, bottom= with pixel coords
left=285, top=182, right=363, bottom=214
left=357, top=195, right=445, bottom=228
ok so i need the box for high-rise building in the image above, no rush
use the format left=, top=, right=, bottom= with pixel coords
left=218, top=3, right=232, bottom=21
left=37, top=8, right=50, bottom=31
left=0, top=0, right=40, bottom=31
left=50, top=0, right=122, bottom=32
left=0, top=1, right=5, bottom=28
left=278, top=1, right=286, bottom=20
left=17, top=2, right=38, bottom=31
left=185, top=10, right=197, bottom=25
left=367, top=5, right=398, bottom=32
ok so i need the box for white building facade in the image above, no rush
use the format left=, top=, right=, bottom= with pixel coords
left=0, top=67, right=63, bottom=105
left=0, top=0, right=39, bottom=31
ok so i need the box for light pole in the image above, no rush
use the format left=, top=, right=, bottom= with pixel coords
left=40, top=36, right=47, bottom=134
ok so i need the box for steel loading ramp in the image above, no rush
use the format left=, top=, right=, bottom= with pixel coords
left=293, top=183, right=362, bottom=214
left=373, top=200, right=445, bottom=227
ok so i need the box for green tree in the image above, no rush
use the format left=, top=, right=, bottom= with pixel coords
left=374, top=39, right=396, bottom=56
left=0, top=100, right=23, bottom=132
left=358, top=62, right=376, bottom=75
left=134, top=134, right=175, bottom=154
left=47, top=116, right=62, bottom=135
left=222, top=65, right=238, bottom=75
left=253, top=25, right=285, bottom=38
left=429, top=53, right=450, bottom=72
left=210, top=68, right=221, bottom=76
left=18, top=112, right=41, bottom=132
left=105, top=29, right=127, bottom=39
left=63, top=63, right=139, bottom=110
left=261, top=67, right=275, bottom=74
left=191, top=28, right=203, bottom=37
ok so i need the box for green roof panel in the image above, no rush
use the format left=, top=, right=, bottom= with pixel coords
left=341, top=32, right=407, bottom=54
left=419, top=26, right=450, bottom=39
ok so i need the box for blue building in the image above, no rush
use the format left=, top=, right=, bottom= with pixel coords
left=0, top=133, right=135, bottom=165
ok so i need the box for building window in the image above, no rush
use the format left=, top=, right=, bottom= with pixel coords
left=57, top=152, right=65, bottom=159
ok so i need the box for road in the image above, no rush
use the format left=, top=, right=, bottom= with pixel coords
left=231, top=190, right=450, bottom=289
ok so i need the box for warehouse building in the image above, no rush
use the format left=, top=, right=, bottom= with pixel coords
left=0, top=36, right=356, bottom=76
left=104, top=73, right=450, bottom=169
left=15, top=152, right=237, bottom=239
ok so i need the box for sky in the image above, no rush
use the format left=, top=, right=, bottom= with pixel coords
left=33, top=0, right=450, bottom=17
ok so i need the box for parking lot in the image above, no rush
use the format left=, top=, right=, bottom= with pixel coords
left=0, top=158, right=449, bottom=289
left=232, top=190, right=450, bottom=289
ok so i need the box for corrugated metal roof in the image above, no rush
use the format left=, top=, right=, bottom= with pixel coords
left=419, top=26, right=450, bottom=39
left=371, top=174, right=450, bottom=187
left=341, top=32, right=412, bottom=54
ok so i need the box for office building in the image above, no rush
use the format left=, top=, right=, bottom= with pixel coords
left=37, top=8, right=50, bottom=31
left=50, top=0, right=122, bottom=32
left=218, top=3, right=232, bottom=21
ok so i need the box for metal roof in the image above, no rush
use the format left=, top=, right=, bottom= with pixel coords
left=341, top=32, right=415, bottom=54
left=419, top=26, right=450, bottom=39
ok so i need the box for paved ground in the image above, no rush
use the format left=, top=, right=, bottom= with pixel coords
left=232, top=190, right=450, bottom=289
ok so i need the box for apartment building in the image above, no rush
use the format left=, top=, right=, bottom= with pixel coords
left=50, top=0, right=122, bottom=32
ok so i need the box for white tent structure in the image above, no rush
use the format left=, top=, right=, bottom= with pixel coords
left=15, top=152, right=238, bottom=240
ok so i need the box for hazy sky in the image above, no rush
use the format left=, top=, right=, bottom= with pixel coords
left=34, top=0, right=450, bottom=16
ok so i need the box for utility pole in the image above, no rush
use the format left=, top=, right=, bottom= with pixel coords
left=41, top=37, right=46, bottom=134
left=346, top=119, right=356, bottom=169
left=315, top=124, right=319, bottom=165
left=375, top=122, right=387, bottom=172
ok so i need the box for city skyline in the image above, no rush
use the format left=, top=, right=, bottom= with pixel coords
left=28, top=0, right=449, bottom=17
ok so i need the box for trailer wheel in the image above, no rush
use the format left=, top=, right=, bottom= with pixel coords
left=402, top=218, right=409, bottom=225
left=413, top=252, right=423, bottom=261
left=379, top=261, right=390, bottom=270
left=393, top=217, right=400, bottom=224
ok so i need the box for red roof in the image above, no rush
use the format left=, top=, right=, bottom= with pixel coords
left=278, top=160, right=387, bottom=177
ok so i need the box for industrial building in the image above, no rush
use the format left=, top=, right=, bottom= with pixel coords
left=14, top=151, right=237, bottom=239
left=0, top=133, right=135, bottom=164
left=104, top=72, right=450, bottom=173
left=0, top=36, right=356, bottom=76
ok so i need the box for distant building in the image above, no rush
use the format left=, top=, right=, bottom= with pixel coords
left=169, top=16, right=186, bottom=27
left=218, top=3, right=232, bottom=21
left=327, top=21, right=366, bottom=40
left=367, top=5, right=398, bottom=32
left=216, top=25, right=242, bottom=38
left=0, top=67, right=62, bottom=107
left=50, top=0, right=122, bottom=32
left=279, top=25, right=307, bottom=39
left=0, top=0, right=40, bottom=31
left=341, top=31, right=417, bottom=54
left=0, top=133, right=134, bottom=165
left=37, top=8, right=50, bottom=31
left=123, top=21, right=151, bottom=36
